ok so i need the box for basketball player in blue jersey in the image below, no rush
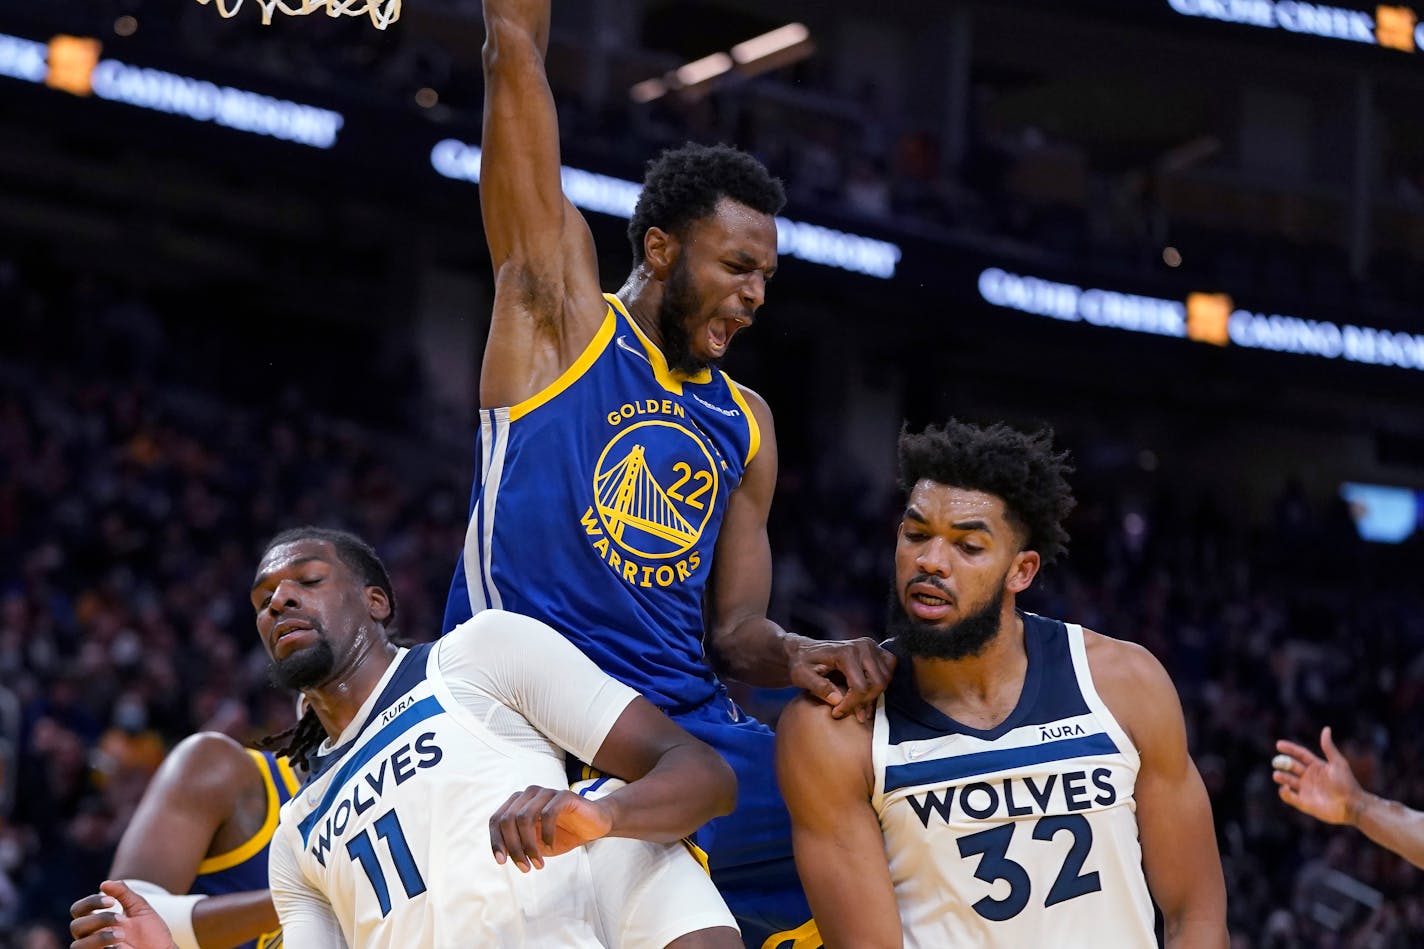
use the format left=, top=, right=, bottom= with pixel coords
left=777, top=420, right=1228, bottom=948
left=445, top=2, right=893, bottom=943
left=72, top=526, right=742, bottom=949
left=69, top=732, right=297, bottom=949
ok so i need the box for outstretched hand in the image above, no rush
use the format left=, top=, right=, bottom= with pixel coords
left=489, top=786, right=614, bottom=872
left=1273, top=726, right=1364, bottom=826
left=70, top=881, right=178, bottom=949
left=789, top=637, right=896, bottom=723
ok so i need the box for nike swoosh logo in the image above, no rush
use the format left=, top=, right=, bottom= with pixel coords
left=616, top=335, right=650, bottom=364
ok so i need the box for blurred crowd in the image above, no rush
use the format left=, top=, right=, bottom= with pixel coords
left=0, top=257, right=468, bottom=947
left=3, top=241, right=1422, bottom=949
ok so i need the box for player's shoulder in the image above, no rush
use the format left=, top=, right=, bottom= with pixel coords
left=725, top=379, right=773, bottom=424
left=776, top=694, right=875, bottom=800
left=1081, top=628, right=1181, bottom=746
left=446, top=609, right=562, bottom=649
left=777, top=693, right=873, bottom=753
left=441, top=609, right=578, bottom=679
left=159, top=731, right=263, bottom=796
left=1082, top=628, right=1172, bottom=691
left=726, top=378, right=767, bottom=408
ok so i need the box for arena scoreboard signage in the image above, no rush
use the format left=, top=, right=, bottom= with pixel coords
left=1166, top=0, right=1424, bottom=54
left=0, top=31, right=344, bottom=148
left=0, top=29, right=900, bottom=280
left=978, top=266, right=1424, bottom=372
left=430, top=139, right=905, bottom=280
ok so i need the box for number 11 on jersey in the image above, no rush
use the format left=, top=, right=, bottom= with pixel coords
left=346, top=808, right=427, bottom=917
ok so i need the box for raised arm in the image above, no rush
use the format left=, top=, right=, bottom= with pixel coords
left=1091, top=634, right=1227, bottom=949
left=478, top=0, right=607, bottom=408
left=775, top=695, right=901, bottom=949
left=705, top=387, right=895, bottom=718
left=108, top=733, right=279, bottom=949
left=1274, top=726, right=1424, bottom=869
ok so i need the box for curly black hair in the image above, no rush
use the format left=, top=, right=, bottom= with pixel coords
left=253, top=526, right=397, bottom=768
left=897, top=419, right=1076, bottom=565
left=627, top=142, right=786, bottom=265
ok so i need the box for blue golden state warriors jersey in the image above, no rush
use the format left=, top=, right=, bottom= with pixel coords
left=191, top=749, right=299, bottom=949
left=871, top=613, right=1154, bottom=948
left=444, top=294, right=759, bottom=710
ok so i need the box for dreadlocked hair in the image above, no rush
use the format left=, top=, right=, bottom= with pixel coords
left=255, top=705, right=326, bottom=771
left=897, top=419, right=1076, bottom=566
left=627, top=142, right=785, bottom=265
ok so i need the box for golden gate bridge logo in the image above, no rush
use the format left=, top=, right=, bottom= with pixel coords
left=593, top=421, right=718, bottom=559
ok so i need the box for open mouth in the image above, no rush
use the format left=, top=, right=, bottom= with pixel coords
left=707, top=322, right=730, bottom=355
left=907, top=585, right=955, bottom=621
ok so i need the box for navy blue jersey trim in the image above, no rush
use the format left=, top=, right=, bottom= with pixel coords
left=884, top=732, right=1120, bottom=794
left=885, top=613, right=1091, bottom=745
left=305, top=643, right=434, bottom=782
left=298, top=694, right=444, bottom=846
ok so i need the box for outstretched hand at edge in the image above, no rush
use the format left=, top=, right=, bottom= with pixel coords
left=1273, top=726, right=1364, bottom=826
left=70, top=881, right=179, bottom=949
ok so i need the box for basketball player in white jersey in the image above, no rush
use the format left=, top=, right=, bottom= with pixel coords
left=776, top=421, right=1227, bottom=948
left=70, top=526, right=739, bottom=949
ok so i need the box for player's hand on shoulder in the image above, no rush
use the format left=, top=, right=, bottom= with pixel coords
left=490, top=786, right=614, bottom=872
left=70, top=881, right=177, bottom=949
left=788, top=636, right=896, bottom=723
left=776, top=689, right=875, bottom=747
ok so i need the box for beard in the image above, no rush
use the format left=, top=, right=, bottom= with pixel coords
left=269, top=636, right=336, bottom=691
left=657, top=257, right=714, bottom=375
left=886, top=573, right=1008, bottom=661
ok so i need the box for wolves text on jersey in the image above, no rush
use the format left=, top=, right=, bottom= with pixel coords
left=308, top=732, right=443, bottom=867
left=904, top=768, right=1120, bottom=829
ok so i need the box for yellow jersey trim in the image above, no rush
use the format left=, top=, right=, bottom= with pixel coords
left=721, top=373, right=760, bottom=467
left=607, top=294, right=713, bottom=395
left=760, top=919, right=822, bottom=949
left=680, top=837, right=712, bottom=875
left=508, top=307, right=618, bottom=422
left=275, top=755, right=300, bottom=796
left=196, top=750, right=280, bottom=875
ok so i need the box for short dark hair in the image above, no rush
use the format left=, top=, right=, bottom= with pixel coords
left=897, top=420, right=1075, bottom=565
left=627, top=142, right=786, bottom=265
left=258, top=526, right=397, bottom=625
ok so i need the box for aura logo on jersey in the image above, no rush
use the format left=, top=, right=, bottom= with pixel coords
left=580, top=413, right=718, bottom=588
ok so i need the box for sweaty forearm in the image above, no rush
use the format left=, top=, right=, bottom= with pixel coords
left=1353, top=793, right=1424, bottom=868
left=601, top=744, right=736, bottom=843
left=482, top=0, right=550, bottom=57
left=709, top=617, right=804, bottom=688
left=193, top=891, right=279, bottom=949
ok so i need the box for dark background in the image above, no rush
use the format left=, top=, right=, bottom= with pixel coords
left=1, top=0, right=1422, bottom=944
